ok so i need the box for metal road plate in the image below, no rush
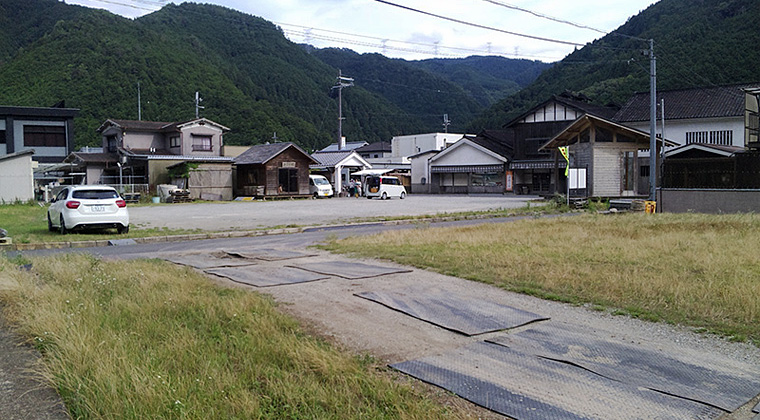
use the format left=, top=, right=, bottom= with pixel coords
left=163, top=252, right=257, bottom=269
left=391, top=341, right=724, bottom=420
left=286, top=261, right=412, bottom=279
left=355, top=286, right=549, bottom=336
left=204, top=266, right=329, bottom=287
left=224, top=248, right=316, bottom=261
left=754, top=401, right=760, bottom=414
left=487, top=323, right=760, bottom=413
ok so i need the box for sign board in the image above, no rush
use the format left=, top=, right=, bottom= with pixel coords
left=281, top=162, right=296, bottom=168
left=505, top=170, right=513, bottom=191
left=568, top=168, right=586, bottom=190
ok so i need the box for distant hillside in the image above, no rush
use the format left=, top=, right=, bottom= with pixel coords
left=0, top=0, right=549, bottom=151
left=471, top=0, right=760, bottom=130
left=309, top=48, right=486, bottom=134
left=409, top=56, right=551, bottom=107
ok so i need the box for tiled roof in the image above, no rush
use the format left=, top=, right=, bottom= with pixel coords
left=106, top=119, right=175, bottom=131
left=356, top=141, right=391, bottom=153
left=234, top=142, right=314, bottom=165
left=615, top=84, right=757, bottom=122
left=469, top=130, right=514, bottom=159
left=310, top=151, right=356, bottom=166
left=67, top=152, right=119, bottom=163
left=319, top=141, right=369, bottom=152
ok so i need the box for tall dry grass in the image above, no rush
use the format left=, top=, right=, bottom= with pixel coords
left=0, top=254, right=462, bottom=419
left=325, top=213, right=760, bottom=344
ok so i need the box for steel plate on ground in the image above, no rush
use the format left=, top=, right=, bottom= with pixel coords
left=355, top=287, right=549, bottom=336
left=224, top=248, right=316, bottom=261
left=204, top=266, right=329, bottom=287
left=286, top=261, right=412, bottom=279
left=391, top=341, right=724, bottom=420
left=754, top=401, right=760, bottom=413
left=487, top=323, right=760, bottom=412
left=163, top=252, right=256, bottom=269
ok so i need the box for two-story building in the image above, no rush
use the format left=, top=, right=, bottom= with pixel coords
left=66, top=118, right=234, bottom=199
left=0, top=104, right=79, bottom=164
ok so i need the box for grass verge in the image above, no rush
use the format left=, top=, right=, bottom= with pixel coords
left=0, top=254, right=462, bottom=419
left=0, top=202, right=202, bottom=244
left=322, top=212, right=760, bottom=345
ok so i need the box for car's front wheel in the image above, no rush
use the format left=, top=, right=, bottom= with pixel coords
left=59, top=216, right=68, bottom=235
left=47, top=213, right=55, bottom=232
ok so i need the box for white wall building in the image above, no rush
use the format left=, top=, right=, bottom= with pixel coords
left=0, top=150, right=35, bottom=203
left=391, top=133, right=468, bottom=158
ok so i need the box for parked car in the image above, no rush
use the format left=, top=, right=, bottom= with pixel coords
left=365, top=176, right=406, bottom=200
left=47, top=185, right=130, bottom=234
left=309, top=174, right=334, bottom=198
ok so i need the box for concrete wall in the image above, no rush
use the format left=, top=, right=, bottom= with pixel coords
left=0, top=153, right=34, bottom=202
left=391, top=133, right=463, bottom=158
left=187, top=163, right=233, bottom=201
left=660, top=189, right=760, bottom=213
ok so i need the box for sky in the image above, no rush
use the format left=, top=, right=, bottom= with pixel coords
left=64, top=0, right=658, bottom=62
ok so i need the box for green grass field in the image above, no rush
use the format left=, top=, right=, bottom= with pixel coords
left=323, top=212, right=760, bottom=345
left=0, top=254, right=466, bottom=419
left=0, top=202, right=200, bottom=244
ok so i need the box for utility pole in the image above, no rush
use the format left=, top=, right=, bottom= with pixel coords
left=137, top=82, right=142, bottom=121
left=332, top=70, right=354, bottom=150
left=442, top=114, right=451, bottom=133
left=195, top=91, right=204, bottom=119
left=272, top=132, right=278, bottom=143
left=648, top=39, right=657, bottom=202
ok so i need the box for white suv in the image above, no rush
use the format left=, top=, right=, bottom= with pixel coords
left=47, top=185, right=130, bottom=234
left=365, top=176, right=406, bottom=200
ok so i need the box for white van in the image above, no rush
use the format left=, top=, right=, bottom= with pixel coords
left=365, top=176, right=406, bottom=200
left=309, top=174, right=334, bottom=198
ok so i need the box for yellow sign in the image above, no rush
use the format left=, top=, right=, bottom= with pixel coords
left=559, top=146, right=569, bottom=176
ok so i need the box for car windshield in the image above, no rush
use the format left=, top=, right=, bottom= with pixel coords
left=72, top=190, right=119, bottom=199
left=313, top=177, right=329, bottom=186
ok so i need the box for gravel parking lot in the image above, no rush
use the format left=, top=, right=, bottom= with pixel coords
left=129, top=194, right=537, bottom=231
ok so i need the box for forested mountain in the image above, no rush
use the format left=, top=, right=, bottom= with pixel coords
left=471, top=0, right=760, bottom=130
left=0, top=0, right=544, bottom=150
left=409, top=56, right=551, bottom=107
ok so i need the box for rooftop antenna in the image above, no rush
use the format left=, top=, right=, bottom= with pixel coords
left=332, top=70, right=354, bottom=150
left=195, top=91, right=204, bottom=119
left=272, top=132, right=278, bottom=143
left=442, top=114, right=451, bottom=133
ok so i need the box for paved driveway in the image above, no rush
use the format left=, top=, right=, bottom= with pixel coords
left=128, top=194, right=537, bottom=231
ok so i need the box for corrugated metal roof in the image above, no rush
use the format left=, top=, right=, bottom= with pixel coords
left=356, top=141, right=391, bottom=153
left=319, top=141, right=368, bottom=152
left=615, top=84, right=757, bottom=122
left=66, top=152, right=119, bottom=163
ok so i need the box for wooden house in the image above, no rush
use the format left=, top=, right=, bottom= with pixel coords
left=234, top=142, right=316, bottom=198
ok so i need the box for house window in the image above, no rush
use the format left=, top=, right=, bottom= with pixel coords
left=623, top=152, right=635, bottom=191
left=170, top=136, right=180, bottom=148
left=0, top=129, right=5, bottom=144
left=191, top=135, right=212, bottom=151
left=640, top=165, right=650, bottom=177
left=748, top=112, right=760, bottom=145
left=686, top=130, right=733, bottom=145
left=23, top=125, right=66, bottom=147
left=106, top=135, right=117, bottom=152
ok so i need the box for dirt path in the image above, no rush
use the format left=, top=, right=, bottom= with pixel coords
left=198, top=248, right=760, bottom=419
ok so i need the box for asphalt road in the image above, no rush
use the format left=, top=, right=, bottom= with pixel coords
left=128, top=194, right=537, bottom=231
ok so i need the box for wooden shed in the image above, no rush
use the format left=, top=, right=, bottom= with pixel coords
left=234, top=143, right=316, bottom=198
left=542, top=114, right=675, bottom=198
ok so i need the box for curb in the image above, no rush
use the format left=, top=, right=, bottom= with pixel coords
left=2, top=212, right=541, bottom=252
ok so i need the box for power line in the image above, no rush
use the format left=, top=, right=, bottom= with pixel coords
left=373, top=0, right=586, bottom=47
left=480, top=0, right=607, bottom=34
